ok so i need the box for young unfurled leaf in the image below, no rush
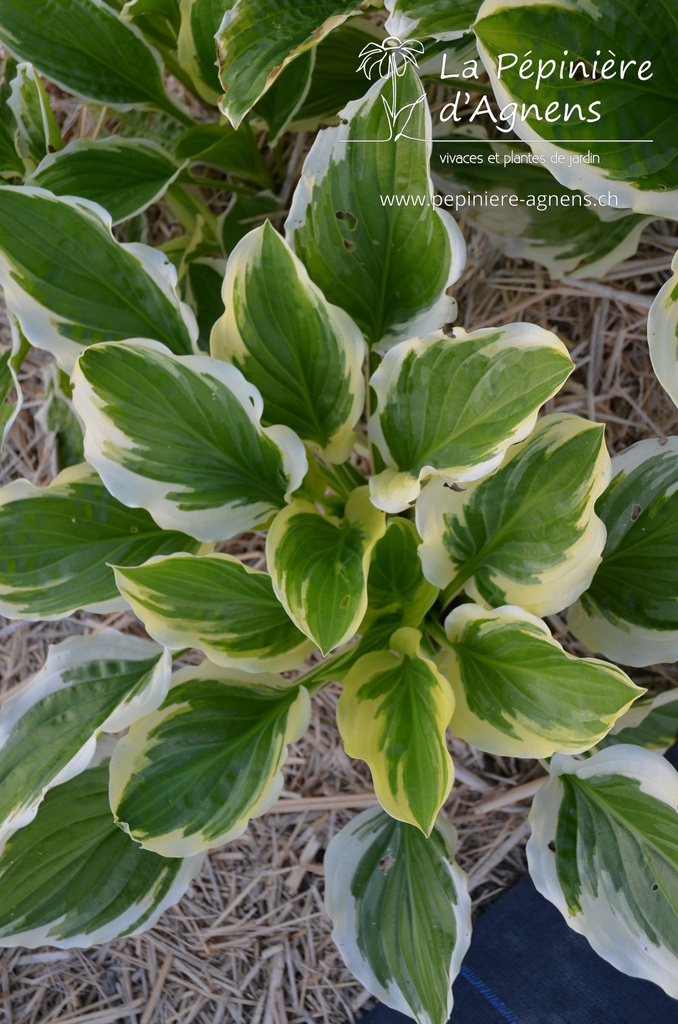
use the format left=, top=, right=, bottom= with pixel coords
left=0, top=464, right=201, bottom=619
left=0, top=187, right=197, bottom=372
left=110, top=664, right=311, bottom=856
left=286, top=68, right=465, bottom=350
left=370, top=330, right=573, bottom=514
left=325, top=807, right=472, bottom=1024
left=211, top=222, right=366, bottom=463
left=0, top=632, right=170, bottom=839
left=528, top=746, right=678, bottom=998
left=385, top=0, right=478, bottom=40
left=648, top=250, right=678, bottom=409
left=8, top=62, right=62, bottom=171
left=439, top=605, right=643, bottom=759
left=338, top=628, right=455, bottom=834
left=266, top=487, right=386, bottom=655
left=72, top=339, right=307, bottom=542
left=363, top=517, right=438, bottom=631
left=569, top=437, right=678, bottom=667
left=598, top=689, right=678, bottom=753
left=0, top=748, right=204, bottom=948
left=417, top=414, right=609, bottom=615
left=113, top=552, right=313, bottom=672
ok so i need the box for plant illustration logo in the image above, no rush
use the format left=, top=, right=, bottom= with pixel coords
left=355, top=36, right=426, bottom=141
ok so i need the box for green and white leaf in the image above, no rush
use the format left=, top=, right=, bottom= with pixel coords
left=0, top=463, right=202, bottom=619
left=370, top=329, right=573, bottom=514
left=438, top=605, right=642, bottom=759
left=34, top=363, right=85, bottom=471
left=8, top=62, right=62, bottom=172
left=216, top=0, right=365, bottom=129
left=175, top=120, right=272, bottom=188
left=325, top=806, right=472, bottom=1024
left=27, top=138, right=184, bottom=224
left=0, top=114, right=24, bottom=179
left=253, top=48, right=315, bottom=144
left=363, top=517, right=438, bottom=631
left=110, top=664, right=311, bottom=856
left=417, top=414, right=610, bottom=615
left=72, top=339, right=307, bottom=542
left=0, top=631, right=170, bottom=839
left=0, top=186, right=197, bottom=372
left=0, top=747, right=204, bottom=948
left=569, top=437, right=678, bottom=667
left=338, top=628, right=455, bottom=834
left=286, top=68, right=465, bottom=350
left=527, top=745, right=678, bottom=998
left=385, top=0, right=478, bottom=40
left=0, top=316, right=29, bottom=445
left=600, top=689, right=678, bottom=753
left=266, top=487, right=386, bottom=655
left=648, top=249, right=678, bottom=409
left=113, top=552, right=312, bottom=672
left=211, top=221, right=365, bottom=463
left=178, top=0, right=228, bottom=103
left=474, top=0, right=678, bottom=217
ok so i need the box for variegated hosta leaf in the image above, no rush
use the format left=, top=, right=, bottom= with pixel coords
left=417, top=414, right=609, bottom=615
left=253, top=48, right=315, bottom=145
left=325, top=806, right=472, bottom=1024
left=528, top=746, right=678, bottom=997
left=113, top=552, right=313, bottom=672
left=72, top=339, right=307, bottom=542
left=34, top=363, right=85, bottom=471
left=211, top=222, right=365, bottom=463
left=27, top=138, right=183, bottom=225
left=266, top=487, right=386, bottom=656
left=110, top=664, right=311, bottom=856
left=363, top=517, right=438, bottom=632
left=338, top=628, right=455, bottom=834
left=0, top=747, right=204, bottom=949
left=0, top=318, right=28, bottom=446
left=648, top=250, right=678, bottom=408
left=182, top=257, right=227, bottom=351
left=0, top=187, right=197, bottom=373
left=0, top=631, right=170, bottom=839
left=0, top=0, right=181, bottom=116
left=286, top=67, right=465, bottom=351
left=599, top=689, right=678, bottom=752
left=8, top=62, right=62, bottom=172
left=175, top=121, right=272, bottom=189
left=385, top=0, right=478, bottom=40
left=474, top=0, right=678, bottom=217
left=216, top=0, right=364, bottom=129
left=370, top=329, right=573, bottom=514
left=178, top=0, right=227, bottom=103
left=439, top=605, right=643, bottom=759
left=0, top=463, right=201, bottom=620
left=569, top=437, right=678, bottom=667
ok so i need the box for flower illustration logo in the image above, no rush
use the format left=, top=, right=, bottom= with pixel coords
left=356, top=36, right=426, bottom=141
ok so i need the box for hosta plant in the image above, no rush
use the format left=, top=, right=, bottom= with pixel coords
left=0, top=1, right=677, bottom=1022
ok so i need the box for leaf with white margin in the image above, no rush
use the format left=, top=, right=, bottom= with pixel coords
left=599, top=689, right=678, bottom=753
left=27, top=138, right=184, bottom=225
left=0, top=631, right=170, bottom=840
left=325, top=806, right=471, bottom=1024
left=211, top=221, right=365, bottom=463
left=438, top=605, right=642, bottom=759
left=0, top=187, right=197, bottom=373
left=0, top=744, right=204, bottom=949
left=8, top=62, right=62, bottom=171
left=0, top=463, right=202, bottom=620
left=72, top=339, right=307, bottom=543
left=34, top=363, right=85, bottom=471
left=417, top=414, right=609, bottom=615
left=370, top=329, right=573, bottom=514
left=266, top=487, right=386, bottom=656
left=648, top=250, right=678, bottom=409
left=178, top=0, right=228, bottom=103
left=286, top=67, right=465, bottom=350
left=569, top=437, right=678, bottom=667
left=338, top=627, right=455, bottom=834
left=110, top=663, right=311, bottom=856
left=474, top=0, right=678, bottom=218
left=527, top=745, right=678, bottom=998
left=216, top=0, right=365, bottom=129
left=385, top=0, right=479, bottom=41
left=0, top=317, right=29, bottom=446
left=113, top=552, right=313, bottom=672
left=362, top=517, right=438, bottom=631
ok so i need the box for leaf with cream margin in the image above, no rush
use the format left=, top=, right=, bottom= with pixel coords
left=110, top=663, right=311, bottom=856
left=8, top=62, right=62, bottom=171
left=527, top=745, right=678, bottom=998
left=569, top=437, right=678, bottom=667
left=113, top=552, right=312, bottom=672
left=648, top=250, right=678, bottom=409
left=0, top=463, right=201, bottom=620
left=266, top=487, right=386, bottom=656
left=0, top=743, right=204, bottom=949
left=474, top=0, right=678, bottom=218
left=438, top=605, right=642, bottom=759
left=71, top=339, right=307, bottom=543
left=325, top=806, right=472, bottom=1024
left=370, top=328, right=573, bottom=514
left=177, top=0, right=228, bottom=104
left=0, top=631, right=170, bottom=840
left=211, top=221, right=365, bottom=463
left=417, top=414, right=609, bottom=616
left=286, top=67, right=465, bottom=350
left=385, top=0, right=478, bottom=41
left=338, top=628, right=455, bottom=834
left=0, top=187, right=197, bottom=373
left=598, top=689, right=678, bottom=753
